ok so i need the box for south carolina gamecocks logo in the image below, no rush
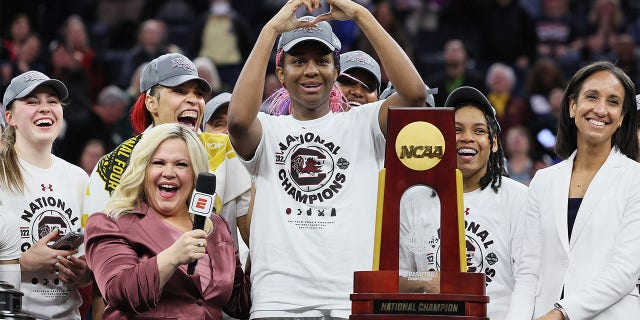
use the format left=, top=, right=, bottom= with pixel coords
left=289, top=146, right=334, bottom=191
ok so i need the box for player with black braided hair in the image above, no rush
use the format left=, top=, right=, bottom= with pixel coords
left=399, top=86, right=535, bottom=320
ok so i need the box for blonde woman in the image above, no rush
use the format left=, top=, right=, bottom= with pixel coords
left=84, top=123, right=250, bottom=319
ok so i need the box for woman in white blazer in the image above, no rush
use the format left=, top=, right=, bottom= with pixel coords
left=521, top=61, right=640, bottom=319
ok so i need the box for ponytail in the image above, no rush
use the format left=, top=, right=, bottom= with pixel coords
left=0, top=126, right=25, bottom=193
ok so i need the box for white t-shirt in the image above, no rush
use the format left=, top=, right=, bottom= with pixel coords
left=0, top=214, right=21, bottom=260
left=84, top=132, right=251, bottom=247
left=399, top=177, right=529, bottom=320
left=0, top=156, right=88, bottom=320
left=242, top=101, right=386, bottom=319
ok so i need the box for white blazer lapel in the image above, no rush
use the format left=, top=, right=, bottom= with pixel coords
left=553, top=155, right=574, bottom=254
left=570, top=148, right=623, bottom=246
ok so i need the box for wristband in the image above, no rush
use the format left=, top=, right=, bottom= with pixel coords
left=554, top=302, right=569, bottom=320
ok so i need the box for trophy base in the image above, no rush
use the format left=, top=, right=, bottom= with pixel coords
left=351, top=271, right=489, bottom=319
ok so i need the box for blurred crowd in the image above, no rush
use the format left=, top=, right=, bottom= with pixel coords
left=2, top=0, right=640, bottom=185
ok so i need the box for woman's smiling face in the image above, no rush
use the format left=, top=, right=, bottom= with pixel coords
left=6, top=86, right=63, bottom=147
left=147, top=81, right=206, bottom=132
left=570, top=70, right=625, bottom=149
left=144, top=137, right=194, bottom=218
left=455, top=105, right=497, bottom=189
left=277, top=41, right=338, bottom=115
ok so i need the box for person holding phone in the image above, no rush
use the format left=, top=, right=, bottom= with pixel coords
left=84, top=123, right=250, bottom=319
left=48, top=232, right=84, bottom=250
left=0, top=70, right=91, bottom=319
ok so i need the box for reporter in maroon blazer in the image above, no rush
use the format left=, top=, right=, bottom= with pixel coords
left=84, top=123, right=250, bottom=319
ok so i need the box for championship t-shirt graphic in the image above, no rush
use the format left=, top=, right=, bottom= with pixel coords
left=275, top=133, right=349, bottom=230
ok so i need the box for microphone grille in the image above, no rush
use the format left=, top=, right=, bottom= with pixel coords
left=194, top=172, right=216, bottom=194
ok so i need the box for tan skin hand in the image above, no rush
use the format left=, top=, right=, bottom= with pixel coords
left=56, top=255, right=92, bottom=287
left=20, top=228, right=78, bottom=273
left=314, top=0, right=361, bottom=22
left=157, top=229, right=209, bottom=287
left=268, top=0, right=322, bottom=34
left=162, top=229, right=208, bottom=266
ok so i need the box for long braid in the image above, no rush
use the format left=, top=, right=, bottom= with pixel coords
left=479, top=124, right=506, bottom=193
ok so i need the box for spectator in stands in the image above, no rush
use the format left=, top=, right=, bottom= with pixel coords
left=533, top=0, right=586, bottom=76
left=55, top=85, right=129, bottom=166
left=485, top=62, right=529, bottom=141
left=504, top=125, right=548, bottom=185
left=429, top=39, right=486, bottom=108
left=525, top=58, right=566, bottom=120
left=583, top=0, right=627, bottom=62
left=62, top=15, right=104, bottom=101
left=118, top=19, right=169, bottom=88
left=356, top=0, right=412, bottom=85
left=78, top=139, right=107, bottom=175
left=613, top=34, right=640, bottom=89
left=0, top=14, right=31, bottom=62
left=476, top=0, right=537, bottom=75
left=193, top=56, right=222, bottom=101
left=47, top=39, right=92, bottom=120
left=1, top=33, right=45, bottom=88
left=194, top=0, right=255, bottom=91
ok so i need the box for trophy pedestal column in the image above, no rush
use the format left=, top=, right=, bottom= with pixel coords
left=350, top=271, right=489, bottom=320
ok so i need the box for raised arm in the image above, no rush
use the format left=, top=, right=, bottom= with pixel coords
left=315, top=0, right=427, bottom=136
left=228, top=0, right=322, bottom=159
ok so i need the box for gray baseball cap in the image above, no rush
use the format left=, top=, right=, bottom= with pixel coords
left=201, top=92, right=232, bottom=130
left=444, top=86, right=500, bottom=133
left=2, top=71, right=68, bottom=121
left=277, top=16, right=341, bottom=53
left=139, top=53, right=212, bottom=93
left=339, top=50, right=381, bottom=92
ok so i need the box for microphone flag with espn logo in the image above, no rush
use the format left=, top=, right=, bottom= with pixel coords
left=187, top=172, right=216, bottom=274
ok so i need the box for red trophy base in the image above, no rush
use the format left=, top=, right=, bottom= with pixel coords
left=350, top=271, right=489, bottom=319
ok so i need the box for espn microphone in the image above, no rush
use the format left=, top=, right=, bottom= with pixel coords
left=187, top=172, right=216, bottom=275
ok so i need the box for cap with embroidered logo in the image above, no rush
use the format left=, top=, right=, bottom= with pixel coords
left=139, top=53, right=212, bottom=93
left=339, top=50, right=381, bottom=92
left=3, top=71, right=68, bottom=107
left=444, top=86, right=500, bottom=133
left=277, top=16, right=341, bottom=53
left=2, top=71, right=68, bottom=124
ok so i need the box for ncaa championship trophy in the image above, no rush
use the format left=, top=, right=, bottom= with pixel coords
left=350, top=107, right=489, bottom=319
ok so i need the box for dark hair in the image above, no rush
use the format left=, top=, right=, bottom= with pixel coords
left=555, top=61, right=638, bottom=160
left=454, top=103, right=507, bottom=193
